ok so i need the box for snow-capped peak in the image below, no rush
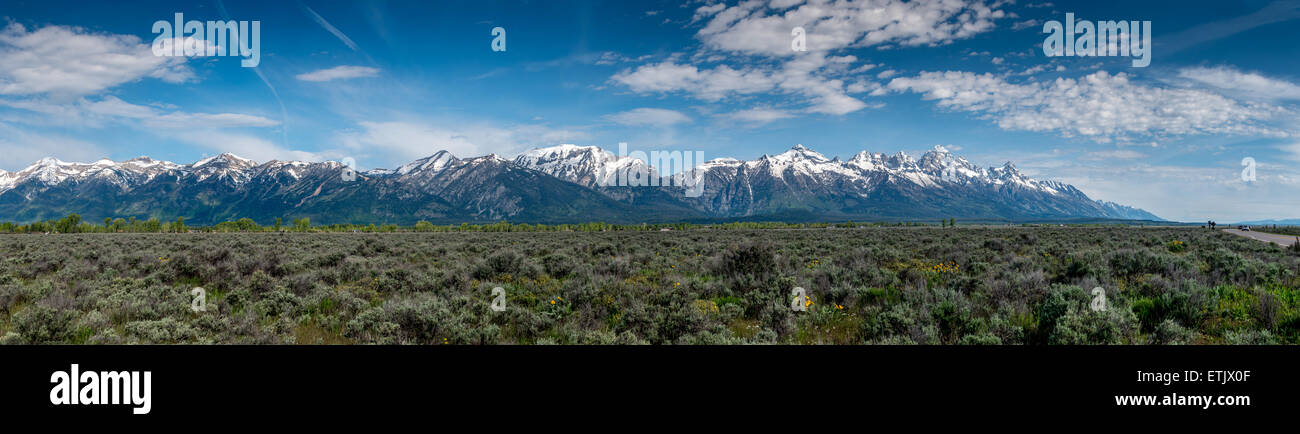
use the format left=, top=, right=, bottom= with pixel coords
left=0, top=145, right=1073, bottom=202
left=514, top=144, right=650, bottom=187
left=34, top=157, right=67, bottom=167
left=193, top=152, right=256, bottom=168
left=397, top=151, right=457, bottom=175
left=743, top=144, right=856, bottom=179
left=770, top=144, right=830, bottom=163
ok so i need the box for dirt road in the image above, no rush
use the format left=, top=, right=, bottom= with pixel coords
left=1224, top=229, right=1300, bottom=246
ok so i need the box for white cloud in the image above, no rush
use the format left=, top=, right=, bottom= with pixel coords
left=1281, top=142, right=1300, bottom=162
left=969, top=147, right=1300, bottom=222
left=1083, top=150, right=1147, bottom=160
left=691, top=3, right=728, bottom=22
left=615, top=0, right=1004, bottom=119
left=611, top=61, right=775, bottom=101
left=303, top=5, right=362, bottom=52
left=0, top=23, right=194, bottom=97
left=695, top=0, right=1007, bottom=56
left=604, top=108, right=693, bottom=127
left=72, top=96, right=279, bottom=129
left=1030, top=159, right=1300, bottom=222
left=723, top=107, right=796, bottom=125
left=1177, top=66, right=1300, bottom=101
left=296, top=65, right=381, bottom=82
left=147, top=112, right=281, bottom=129
left=1012, top=19, right=1041, bottom=31
left=167, top=130, right=325, bottom=164
left=2, top=95, right=281, bottom=130
left=0, top=95, right=304, bottom=168
left=884, top=70, right=1288, bottom=142
left=611, top=52, right=870, bottom=115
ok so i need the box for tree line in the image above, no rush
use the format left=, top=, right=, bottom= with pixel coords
left=0, top=214, right=950, bottom=234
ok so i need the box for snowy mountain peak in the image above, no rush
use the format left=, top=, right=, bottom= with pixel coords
left=772, top=144, right=830, bottom=162
left=0, top=145, right=1162, bottom=222
left=33, top=157, right=66, bottom=168
left=193, top=153, right=256, bottom=169
left=514, top=144, right=650, bottom=187
left=397, top=151, right=457, bottom=175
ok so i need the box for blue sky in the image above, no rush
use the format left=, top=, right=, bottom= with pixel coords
left=1, top=0, right=1298, bottom=222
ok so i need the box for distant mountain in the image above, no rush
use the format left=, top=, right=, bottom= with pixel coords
left=517, top=144, right=1164, bottom=222
left=1233, top=219, right=1300, bottom=226
left=0, top=145, right=1162, bottom=225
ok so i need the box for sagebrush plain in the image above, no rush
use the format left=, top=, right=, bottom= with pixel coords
left=1, top=227, right=1297, bottom=345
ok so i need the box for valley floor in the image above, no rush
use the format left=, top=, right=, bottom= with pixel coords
left=1, top=227, right=1297, bottom=344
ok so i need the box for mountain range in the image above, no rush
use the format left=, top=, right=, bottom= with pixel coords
left=0, top=144, right=1162, bottom=225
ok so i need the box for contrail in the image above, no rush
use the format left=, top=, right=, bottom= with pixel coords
left=299, top=0, right=376, bottom=65
left=216, top=0, right=290, bottom=149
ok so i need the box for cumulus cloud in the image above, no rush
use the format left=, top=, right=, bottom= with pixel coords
left=694, top=0, right=1008, bottom=56
left=883, top=70, right=1288, bottom=142
left=1177, top=66, right=1300, bottom=101
left=0, top=23, right=194, bottom=98
left=612, top=1, right=1005, bottom=118
left=296, top=65, right=381, bottom=82
left=603, top=108, right=693, bottom=127
left=611, top=52, right=870, bottom=115
left=611, top=61, right=775, bottom=101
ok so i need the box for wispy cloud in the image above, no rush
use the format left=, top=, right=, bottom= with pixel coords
left=301, top=2, right=361, bottom=52
left=296, top=65, right=381, bottom=82
left=1177, top=66, right=1300, bottom=101
left=603, top=108, right=693, bottom=127
left=1159, top=0, right=1300, bottom=55
left=0, top=121, right=108, bottom=170
left=722, top=107, right=796, bottom=126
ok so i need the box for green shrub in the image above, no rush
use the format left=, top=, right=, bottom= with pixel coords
left=13, top=304, right=74, bottom=344
left=713, top=241, right=776, bottom=281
